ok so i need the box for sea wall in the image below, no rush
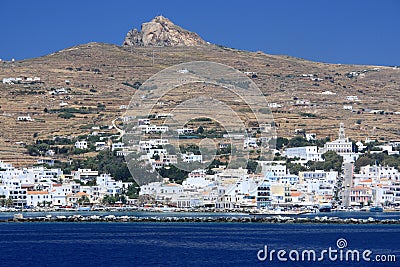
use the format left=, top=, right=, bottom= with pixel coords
left=4, top=214, right=400, bottom=224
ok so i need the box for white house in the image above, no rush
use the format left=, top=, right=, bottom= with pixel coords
left=244, top=138, right=258, bottom=149
left=268, top=103, right=282, bottom=108
left=111, top=142, right=125, bottom=151
left=37, top=158, right=55, bottom=166
left=216, top=176, right=258, bottom=209
left=1, top=178, right=27, bottom=207
left=73, top=169, right=98, bottom=181
left=183, top=170, right=209, bottom=189
left=321, top=91, right=336, bottom=95
left=95, top=142, right=107, bottom=151
left=284, top=146, right=323, bottom=162
left=298, top=170, right=338, bottom=204
left=176, top=128, right=194, bottom=135
left=372, top=145, right=399, bottom=156
left=138, top=118, right=150, bottom=126
left=49, top=182, right=80, bottom=206
left=3, top=78, right=17, bottom=84
left=75, top=140, right=88, bottom=149
left=26, top=191, right=52, bottom=207
left=343, top=105, right=353, bottom=110
left=355, top=165, right=400, bottom=182
left=155, top=113, right=173, bottom=119
left=305, top=133, right=317, bottom=141
left=140, top=181, right=184, bottom=205
left=181, top=152, right=202, bottom=163
left=96, top=174, right=122, bottom=195
left=142, top=125, right=169, bottom=134
left=259, top=161, right=287, bottom=177
left=49, top=88, right=68, bottom=95
left=356, top=141, right=367, bottom=152
left=346, top=96, right=359, bottom=101
left=17, top=115, right=33, bottom=122
left=50, top=184, right=69, bottom=206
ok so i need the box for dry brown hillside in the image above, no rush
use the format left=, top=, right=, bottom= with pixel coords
left=0, top=41, right=399, bottom=166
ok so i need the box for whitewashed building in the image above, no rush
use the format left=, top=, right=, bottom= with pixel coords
left=141, top=125, right=169, bottom=134
left=96, top=174, right=122, bottom=195
left=284, top=146, right=323, bottom=162
left=176, top=128, right=194, bottom=135
left=181, top=152, right=202, bottom=163
left=26, top=191, right=52, bottom=206
left=259, top=161, right=287, bottom=177
left=75, top=140, right=88, bottom=150
left=17, top=115, right=33, bottom=122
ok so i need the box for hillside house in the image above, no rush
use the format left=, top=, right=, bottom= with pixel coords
left=176, top=128, right=194, bottom=135
left=17, top=115, right=33, bottom=122
left=75, top=140, right=88, bottom=149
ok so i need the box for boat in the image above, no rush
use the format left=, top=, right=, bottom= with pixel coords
left=77, top=206, right=91, bottom=211
left=91, top=206, right=106, bottom=211
left=58, top=206, right=78, bottom=211
left=318, top=204, right=332, bottom=212
left=252, top=208, right=309, bottom=216
left=369, top=206, right=383, bottom=212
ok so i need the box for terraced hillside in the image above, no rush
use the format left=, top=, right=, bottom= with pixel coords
left=0, top=42, right=399, bottom=166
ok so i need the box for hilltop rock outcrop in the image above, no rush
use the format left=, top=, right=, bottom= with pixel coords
left=123, top=16, right=207, bottom=47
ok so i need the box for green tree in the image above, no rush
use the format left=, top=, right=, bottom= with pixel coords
left=77, top=196, right=90, bottom=205
left=5, top=197, right=13, bottom=207
left=274, top=137, right=289, bottom=149
left=382, top=157, right=399, bottom=168
left=58, top=112, right=75, bottom=119
left=197, top=126, right=204, bottom=134
left=102, top=195, right=116, bottom=205
left=309, top=151, right=343, bottom=172
left=354, top=155, right=375, bottom=172
left=246, top=160, right=258, bottom=173
left=321, top=151, right=343, bottom=172
left=287, top=136, right=309, bottom=148
left=158, top=165, right=189, bottom=184
left=287, top=162, right=307, bottom=175
left=125, top=184, right=139, bottom=199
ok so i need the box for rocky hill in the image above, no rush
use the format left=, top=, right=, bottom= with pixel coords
left=0, top=16, right=399, bottom=166
left=123, top=16, right=207, bottom=47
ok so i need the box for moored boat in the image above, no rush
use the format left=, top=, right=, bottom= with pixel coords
left=77, top=206, right=91, bottom=211
left=318, top=204, right=332, bottom=212
left=369, top=206, right=383, bottom=212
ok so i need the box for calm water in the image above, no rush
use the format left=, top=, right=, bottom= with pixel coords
left=0, top=222, right=398, bottom=266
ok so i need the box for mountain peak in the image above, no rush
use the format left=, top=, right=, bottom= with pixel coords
left=152, top=15, right=173, bottom=24
left=123, top=16, right=208, bottom=47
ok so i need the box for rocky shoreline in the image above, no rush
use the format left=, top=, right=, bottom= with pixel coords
left=3, top=214, right=400, bottom=224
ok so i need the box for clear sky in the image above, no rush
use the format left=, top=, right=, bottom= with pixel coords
left=1, top=0, right=399, bottom=66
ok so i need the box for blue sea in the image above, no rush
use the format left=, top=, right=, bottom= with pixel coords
left=0, top=219, right=399, bottom=266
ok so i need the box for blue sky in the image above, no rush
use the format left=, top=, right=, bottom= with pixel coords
left=1, top=0, right=399, bottom=66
